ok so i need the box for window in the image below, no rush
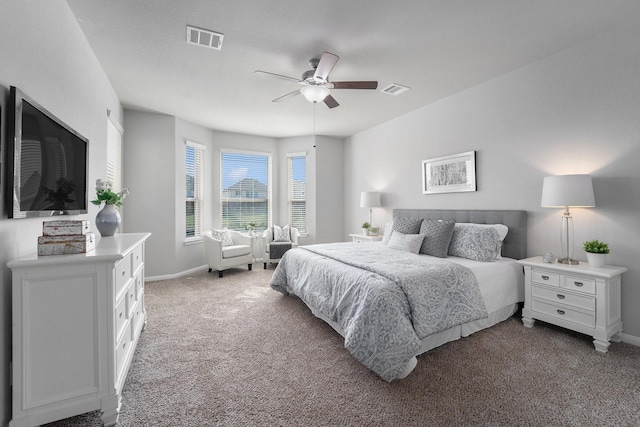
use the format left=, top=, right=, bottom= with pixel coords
left=221, top=151, right=271, bottom=231
left=106, top=115, right=123, bottom=192
left=186, top=141, right=205, bottom=239
left=288, top=153, right=306, bottom=234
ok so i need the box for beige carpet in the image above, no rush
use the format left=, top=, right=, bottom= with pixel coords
left=45, top=267, right=640, bottom=427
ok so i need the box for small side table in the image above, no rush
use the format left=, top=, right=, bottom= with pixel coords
left=518, top=256, right=627, bottom=353
left=249, top=234, right=265, bottom=262
left=349, top=233, right=383, bottom=243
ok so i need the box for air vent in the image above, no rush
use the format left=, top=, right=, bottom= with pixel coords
left=186, top=25, right=224, bottom=50
left=381, top=83, right=410, bottom=95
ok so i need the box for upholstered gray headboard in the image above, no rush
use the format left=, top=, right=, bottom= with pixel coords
left=393, top=209, right=528, bottom=260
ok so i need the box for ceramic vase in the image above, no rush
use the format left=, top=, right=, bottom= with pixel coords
left=96, top=204, right=121, bottom=237
left=586, top=252, right=606, bottom=268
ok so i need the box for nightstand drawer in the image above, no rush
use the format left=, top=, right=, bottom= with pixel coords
left=562, top=275, right=596, bottom=294
left=532, top=285, right=595, bottom=312
left=532, top=298, right=595, bottom=328
left=532, top=270, right=560, bottom=286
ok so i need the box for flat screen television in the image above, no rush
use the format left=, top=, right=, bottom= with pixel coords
left=6, top=86, right=88, bottom=218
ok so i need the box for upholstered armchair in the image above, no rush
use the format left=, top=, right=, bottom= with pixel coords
left=203, top=229, right=254, bottom=277
left=262, top=225, right=299, bottom=269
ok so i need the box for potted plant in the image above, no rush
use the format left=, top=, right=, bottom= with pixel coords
left=583, top=240, right=609, bottom=267
left=361, top=222, right=370, bottom=235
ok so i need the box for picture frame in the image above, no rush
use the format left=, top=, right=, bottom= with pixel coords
left=367, top=227, right=379, bottom=236
left=422, top=150, right=476, bottom=194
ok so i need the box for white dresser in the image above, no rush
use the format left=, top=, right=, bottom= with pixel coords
left=8, top=233, right=150, bottom=427
left=518, top=256, right=627, bottom=353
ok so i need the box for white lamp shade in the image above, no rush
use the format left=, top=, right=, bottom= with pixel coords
left=360, top=191, right=381, bottom=208
left=541, top=174, right=595, bottom=208
left=301, top=85, right=330, bottom=103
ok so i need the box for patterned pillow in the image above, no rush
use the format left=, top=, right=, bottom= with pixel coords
left=273, top=225, right=291, bottom=242
left=447, top=224, right=501, bottom=262
left=419, top=220, right=455, bottom=258
left=387, top=231, right=425, bottom=254
left=393, top=217, right=423, bottom=234
left=211, top=228, right=234, bottom=247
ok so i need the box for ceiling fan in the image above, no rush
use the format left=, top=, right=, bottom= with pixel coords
left=254, top=51, right=378, bottom=109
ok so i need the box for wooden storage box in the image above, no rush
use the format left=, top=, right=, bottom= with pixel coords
left=38, top=233, right=96, bottom=256
left=43, top=220, right=90, bottom=236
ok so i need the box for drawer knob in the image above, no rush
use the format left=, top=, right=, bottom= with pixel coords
left=557, top=294, right=565, bottom=299
left=119, top=312, right=123, bottom=319
left=122, top=271, right=126, bottom=277
left=557, top=309, right=565, bottom=315
left=541, top=275, right=550, bottom=280
left=574, top=281, right=583, bottom=287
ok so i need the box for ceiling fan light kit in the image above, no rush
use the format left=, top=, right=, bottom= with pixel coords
left=255, top=51, right=378, bottom=109
left=301, top=85, right=330, bottom=103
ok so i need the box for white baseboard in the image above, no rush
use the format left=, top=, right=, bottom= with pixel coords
left=621, top=332, right=640, bottom=347
left=146, top=264, right=208, bottom=282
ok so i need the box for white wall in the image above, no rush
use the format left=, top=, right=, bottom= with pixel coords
left=0, top=1, right=123, bottom=424
left=345, top=21, right=640, bottom=340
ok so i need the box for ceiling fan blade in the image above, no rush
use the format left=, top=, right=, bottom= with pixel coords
left=323, top=95, right=339, bottom=109
left=254, top=70, right=301, bottom=83
left=314, top=52, right=339, bottom=81
left=331, top=81, right=378, bottom=90
left=272, top=89, right=301, bottom=103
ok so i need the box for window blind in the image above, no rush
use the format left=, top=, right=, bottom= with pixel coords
left=106, top=116, right=122, bottom=192
left=221, top=151, right=270, bottom=231
left=287, top=153, right=306, bottom=234
left=186, top=141, right=205, bottom=238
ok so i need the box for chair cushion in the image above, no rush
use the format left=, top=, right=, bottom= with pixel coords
left=222, top=245, right=251, bottom=259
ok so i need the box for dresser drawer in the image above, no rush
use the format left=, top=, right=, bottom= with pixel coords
left=532, top=270, right=559, bottom=286
left=532, top=284, right=595, bottom=312
left=125, top=280, right=137, bottom=318
left=115, top=327, right=133, bottom=382
left=132, top=243, right=144, bottom=274
left=532, top=298, right=595, bottom=328
left=562, top=275, right=596, bottom=294
left=115, top=294, right=129, bottom=343
left=115, top=253, right=132, bottom=297
left=135, top=271, right=144, bottom=300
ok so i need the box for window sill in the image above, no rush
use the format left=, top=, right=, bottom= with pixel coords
left=184, top=236, right=203, bottom=246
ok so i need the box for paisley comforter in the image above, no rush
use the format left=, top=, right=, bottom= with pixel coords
left=270, top=242, right=487, bottom=381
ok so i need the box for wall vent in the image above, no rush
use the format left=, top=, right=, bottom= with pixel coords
left=381, top=83, right=410, bottom=95
left=186, top=25, right=224, bottom=50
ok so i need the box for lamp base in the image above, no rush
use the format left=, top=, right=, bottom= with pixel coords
left=558, top=257, right=580, bottom=265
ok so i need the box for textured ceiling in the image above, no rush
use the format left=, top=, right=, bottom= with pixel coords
left=67, top=0, right=640, bottom=138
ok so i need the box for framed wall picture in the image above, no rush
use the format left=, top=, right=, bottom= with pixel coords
left=422, top=151, right=476, bottom=194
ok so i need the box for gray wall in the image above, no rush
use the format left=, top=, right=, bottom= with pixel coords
left=0, top=1, right=123, bottom=424
left=345, top=20, right=640, bottom=342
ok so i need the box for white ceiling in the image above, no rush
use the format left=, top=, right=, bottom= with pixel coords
left=66, top=0, right=640, bottom=138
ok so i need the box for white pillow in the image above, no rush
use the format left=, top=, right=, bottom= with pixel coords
left=381, top=221, right=394, bottom=245
left=211, top=228, right=234, bottom=247
left=273, top=225, right=291, bottom=242
left=387, top=231, right=425, bottom=254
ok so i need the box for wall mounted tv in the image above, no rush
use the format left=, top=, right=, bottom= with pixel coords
left=7, top=86, right=89, bottom=218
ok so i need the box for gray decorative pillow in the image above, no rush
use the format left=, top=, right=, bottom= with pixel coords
left=448, top=224, right=501, bottom=262
left=387, top=231, right=425, bottom=254
left=392, top=218, right=423, bottom=234
left=273, top=225, right=291, bottom=242
left=419, top=220, right=455, bottom=258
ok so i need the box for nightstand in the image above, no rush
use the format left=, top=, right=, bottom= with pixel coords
left=349, top=233, right=383, bottom=243
left=518, top=256, right=627, bottom=353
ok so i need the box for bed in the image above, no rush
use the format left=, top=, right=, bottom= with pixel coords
left=270, top=209, right=527, bottom=381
